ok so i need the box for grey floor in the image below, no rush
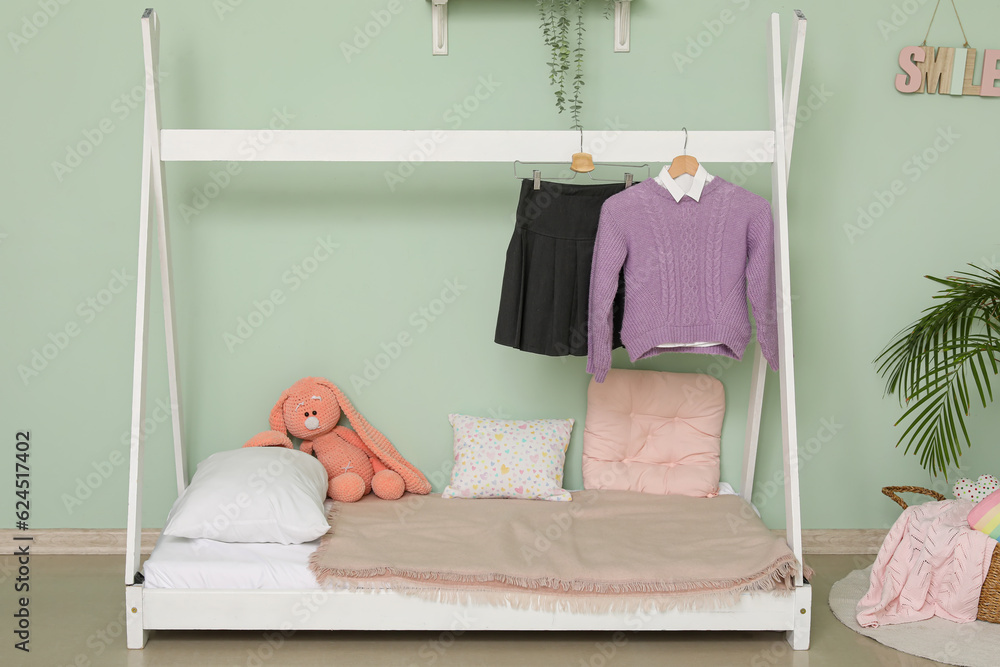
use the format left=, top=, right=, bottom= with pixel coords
left=0, top=554, right=949, bottom=667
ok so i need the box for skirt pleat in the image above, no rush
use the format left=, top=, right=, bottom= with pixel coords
left=495, top=179, right=627, bottom=357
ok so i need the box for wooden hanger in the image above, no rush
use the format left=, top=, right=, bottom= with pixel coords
left=514, top=128, right=648, bottom=190
left=570, top=128, right=595, bottom=173
left=667, top=127, right=699, bottom=178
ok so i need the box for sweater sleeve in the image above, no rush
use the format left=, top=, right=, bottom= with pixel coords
left=746, top=200, right=779, bottom=371
left=587, top=202, right=627, bottom=383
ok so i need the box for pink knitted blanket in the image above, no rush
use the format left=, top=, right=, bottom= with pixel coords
left=857, top=499, right=996, bottom=627
left=310, top=490, right=805, bottom=613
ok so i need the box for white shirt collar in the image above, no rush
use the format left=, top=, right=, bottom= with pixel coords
left=654, top=164, right=713, bottom=202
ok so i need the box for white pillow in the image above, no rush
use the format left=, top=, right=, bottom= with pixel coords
left=162, top=447, right=330, bottom=544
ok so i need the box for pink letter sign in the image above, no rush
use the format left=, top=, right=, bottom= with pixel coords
left=896, top=46, right=925, bottom=93
left=982, top=49, right=1000, bottom=97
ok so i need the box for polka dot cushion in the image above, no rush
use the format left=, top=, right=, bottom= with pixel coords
left=442, top=414, right=573, bottom=501
left=954, top=475, right=1000, bottom=504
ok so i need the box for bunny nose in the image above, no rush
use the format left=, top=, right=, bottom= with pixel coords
left=304, top=416, right=320, bottom=430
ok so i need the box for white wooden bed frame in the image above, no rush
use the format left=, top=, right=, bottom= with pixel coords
left=125, top=7, right=811, bottom=650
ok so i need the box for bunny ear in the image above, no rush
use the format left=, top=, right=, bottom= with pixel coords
left=325, top=381, right=388, bottom=448
left=268, top=389, right=291, bottom=433
left=324, top=381, right=431, bottom=496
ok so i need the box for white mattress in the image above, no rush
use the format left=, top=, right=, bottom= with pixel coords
left=143, top=534, right=321, bottom=589
left=144, top=483, right=748, bottom=590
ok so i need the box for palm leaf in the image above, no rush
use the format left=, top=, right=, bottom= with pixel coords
left=876, top=263, right=1000, bottom=476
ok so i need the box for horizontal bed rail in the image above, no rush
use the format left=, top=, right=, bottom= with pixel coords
left=159, top=129, right=777, bottom=163
left=141, top=585, right=813, bottom=634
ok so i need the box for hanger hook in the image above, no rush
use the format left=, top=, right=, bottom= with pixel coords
left=682, top=127, right=688, bottom=155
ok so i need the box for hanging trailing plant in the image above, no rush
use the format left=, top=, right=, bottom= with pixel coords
left=536, top=0, right=617, bottom=131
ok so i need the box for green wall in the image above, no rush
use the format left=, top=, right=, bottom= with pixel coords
left=2, top=0, right=999, bottom=532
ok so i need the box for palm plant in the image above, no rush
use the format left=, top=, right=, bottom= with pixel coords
left=877, top=264, right=1000, bottom=476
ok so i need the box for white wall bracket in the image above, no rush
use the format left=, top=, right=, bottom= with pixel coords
left=614, top=0, right=632, bottom=53
left=430, top=1, right=633, bottom=56
left=431, top=0, right=448, bottom=55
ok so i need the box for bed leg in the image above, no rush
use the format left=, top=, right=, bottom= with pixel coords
left=126, top=585, right=148, bottom=649
left=785, top=582, right=812, bottom=650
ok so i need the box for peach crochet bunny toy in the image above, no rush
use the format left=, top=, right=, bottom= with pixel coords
left=244, top=377, right=430, bottom=502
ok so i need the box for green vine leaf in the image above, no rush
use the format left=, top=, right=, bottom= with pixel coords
left=570, top=0, right=585, bottom=130
left=538, top=0, right=590, bottom=129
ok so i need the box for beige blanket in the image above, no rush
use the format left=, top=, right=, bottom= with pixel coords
left=311, top=489, right=804, bottom=613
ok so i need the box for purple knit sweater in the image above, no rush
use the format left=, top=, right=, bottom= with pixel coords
left=587, top=177, right=778, bottom=383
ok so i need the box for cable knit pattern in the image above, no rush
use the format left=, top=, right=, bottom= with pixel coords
left=587, top=177, right=778, bottom=383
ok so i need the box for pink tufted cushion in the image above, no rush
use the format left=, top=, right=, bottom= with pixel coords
left=582, top=369, right=724, bottom=497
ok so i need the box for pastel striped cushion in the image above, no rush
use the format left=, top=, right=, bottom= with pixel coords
left=968, top=489, right=1000, bottom=540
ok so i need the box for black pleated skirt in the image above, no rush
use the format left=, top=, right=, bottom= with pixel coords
left=494, top=179, right=627, bottom=357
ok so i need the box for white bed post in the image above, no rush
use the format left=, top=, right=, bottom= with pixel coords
left=766, top=13, right=808, bottom=650
left=145, top=12, right=187, bottom=497
left=768, top=10, right=805, bottom=583
left=126, top=7, right=169, bottom=650
left=782, top=11, right=808, bottom=172
left=781, top=12, right=811, bottom=653
left=740, top=346, right=766, bottom=503
left=741, top=11, right=807, bottom=506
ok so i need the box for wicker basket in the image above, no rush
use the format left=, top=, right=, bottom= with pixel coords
left=882, top=486, right=1000, bottom=623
